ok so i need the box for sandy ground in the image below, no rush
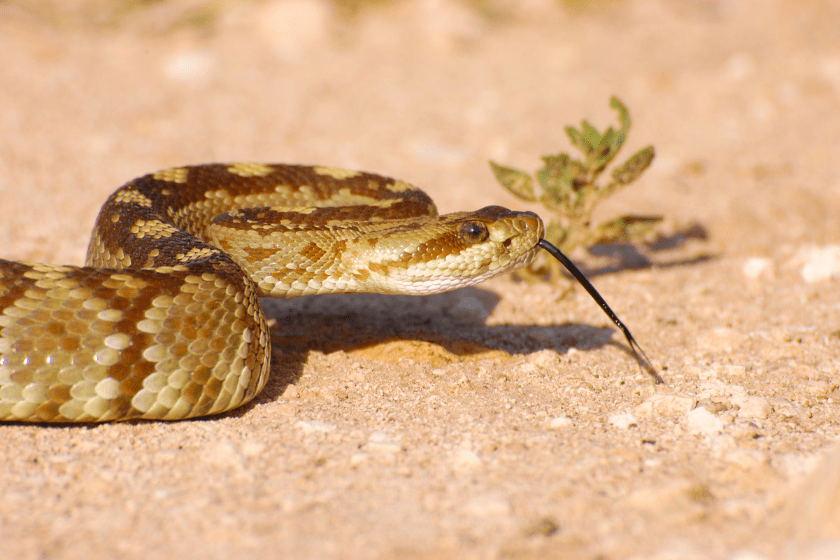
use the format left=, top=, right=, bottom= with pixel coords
left=1, top=0, right=840, bottom=558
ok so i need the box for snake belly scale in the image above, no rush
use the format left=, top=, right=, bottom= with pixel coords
left=0, top=163, right=543, bottom=422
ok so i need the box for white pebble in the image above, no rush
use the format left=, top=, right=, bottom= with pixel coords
left=204, top=440, right=243, bottom=470
left=295, top=420, right=335, bottom=434
left=549, top=416, right=573, bottom=429
left=683, top=407, right=725, bottom=435
left=609, top=413, right=638, bottom=429
left=527, top=349, right=561, bottom=368
left=798, top=244, right=840, bottom=283
left=366, top=431, right=401, bottom=453
left=731, top=395, right=773, bottom=419
left=452, top=449, right=483, bottom=470
left=742, top=257, right=773, bottom=279
left=461, top=492, right=512, bottom=517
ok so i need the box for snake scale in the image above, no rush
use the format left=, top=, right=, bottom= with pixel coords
left=0, top=163, right=552, bottom=422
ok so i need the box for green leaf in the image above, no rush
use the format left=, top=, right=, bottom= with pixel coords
left=489, top=161, right=537, bottom=202
left=580, top=120, right=602, bottom=152
left=611, top=146, right=655, bottom=185
left=538, top=153, right=574, bottom=193
left=610, top=96, right=631, bottom=133
left=565, top=125, right=586, bottom=154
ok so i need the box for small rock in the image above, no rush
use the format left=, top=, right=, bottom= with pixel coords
left=517, top=362, right=538, bottom=375
left=282, top=384, right=299, bottom=399
left=295, top=420, right=336, bottom=434
left=798, top=244, right=840, bottom=283
left=549, top=416, right=573, bottom=429
left=349, top=452, right=368, bottom=467
left=635, top=393, right=696, bottom=416
left=725, top=449, right=770, bottom=470
left=609, top=413, right=638, bottom=429
left=730, top=395, right=773, bottom=419
left=683, top=407, right=725, bottom=435
left=366, top=431, right=401, bottom=453
left=742, top=257, right=773, bottom=279
left=452, top=449, right=483, bottom=470
left=204, top=440, right=244, bottom=470
left=241, top=440, right=266, bottom=458
left=461, top=492, right=512, bottom=517
left=805, top=380, right=831, bottom=398
left=527, top=349, right=561, bottom=368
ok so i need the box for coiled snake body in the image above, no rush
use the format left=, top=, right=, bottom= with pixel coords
left=0, top=164, right=543, bottom=422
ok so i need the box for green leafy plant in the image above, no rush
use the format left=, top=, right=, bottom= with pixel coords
left=490, top=96, right=661, bottom=278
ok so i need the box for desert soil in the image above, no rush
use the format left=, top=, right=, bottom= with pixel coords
left=1, top=1, right=839, bottom=559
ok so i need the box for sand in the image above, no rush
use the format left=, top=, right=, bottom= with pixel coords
left=1, top=1, right=839, bottom=558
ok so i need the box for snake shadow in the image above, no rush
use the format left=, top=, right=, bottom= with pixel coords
left=251, top=285, right=639, bottom=407
left=249, top=227, right=715, bottom=410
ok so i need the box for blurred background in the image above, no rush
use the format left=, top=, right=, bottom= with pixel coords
left=1, top=0, right=838, bottom=266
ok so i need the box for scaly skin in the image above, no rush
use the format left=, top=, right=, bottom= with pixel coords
left=0, top=164, right=543, bottom=422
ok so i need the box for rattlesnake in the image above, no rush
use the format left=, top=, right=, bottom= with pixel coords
left=0, top=163, right=655, bottom=423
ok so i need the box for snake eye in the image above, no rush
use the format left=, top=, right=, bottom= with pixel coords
left=459, top=221, right=489, bottom=243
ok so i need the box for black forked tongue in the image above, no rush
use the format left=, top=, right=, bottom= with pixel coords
left=537, top=239, right=664, bottom=384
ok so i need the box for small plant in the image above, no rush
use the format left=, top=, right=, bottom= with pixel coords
left=490, top=96, right=661, bottom=278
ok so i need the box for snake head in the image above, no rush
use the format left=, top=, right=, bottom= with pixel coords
left=353, top=205, right=545, bottom=295
left=209, top=204, right=544, bottom=298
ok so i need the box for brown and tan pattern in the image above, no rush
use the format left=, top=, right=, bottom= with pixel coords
left=0, top=163, right=543, bottom=422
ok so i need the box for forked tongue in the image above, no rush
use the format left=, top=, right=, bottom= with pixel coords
left=537, top=239, right=663, bottom=384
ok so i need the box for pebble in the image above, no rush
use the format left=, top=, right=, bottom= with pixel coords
left=742, top=257, right=773, bottom=279
left=549, top=416, right=573, bottom=429
left=204, top=440, right=244, bottom=471
left=527, top=349, right=561, bottom=368
left=683, top=407, right=725, bottom=435
left=797, top=244, right=840, bottom=283
left=295, top=420, right=336, bottom=434
left=366, top=431, right=401, bottom=453
left=451, top=449, right=483, bottom=470
left=724, top=449, right=770, bottom=470
left=608, top=413, right=638, bottom=429
left=635, top=393, right=696, bottom=416
left=730, top=395, right=773, bottom=419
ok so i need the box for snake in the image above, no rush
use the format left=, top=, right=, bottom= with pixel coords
left=0, top=163, right=657, bottom=423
